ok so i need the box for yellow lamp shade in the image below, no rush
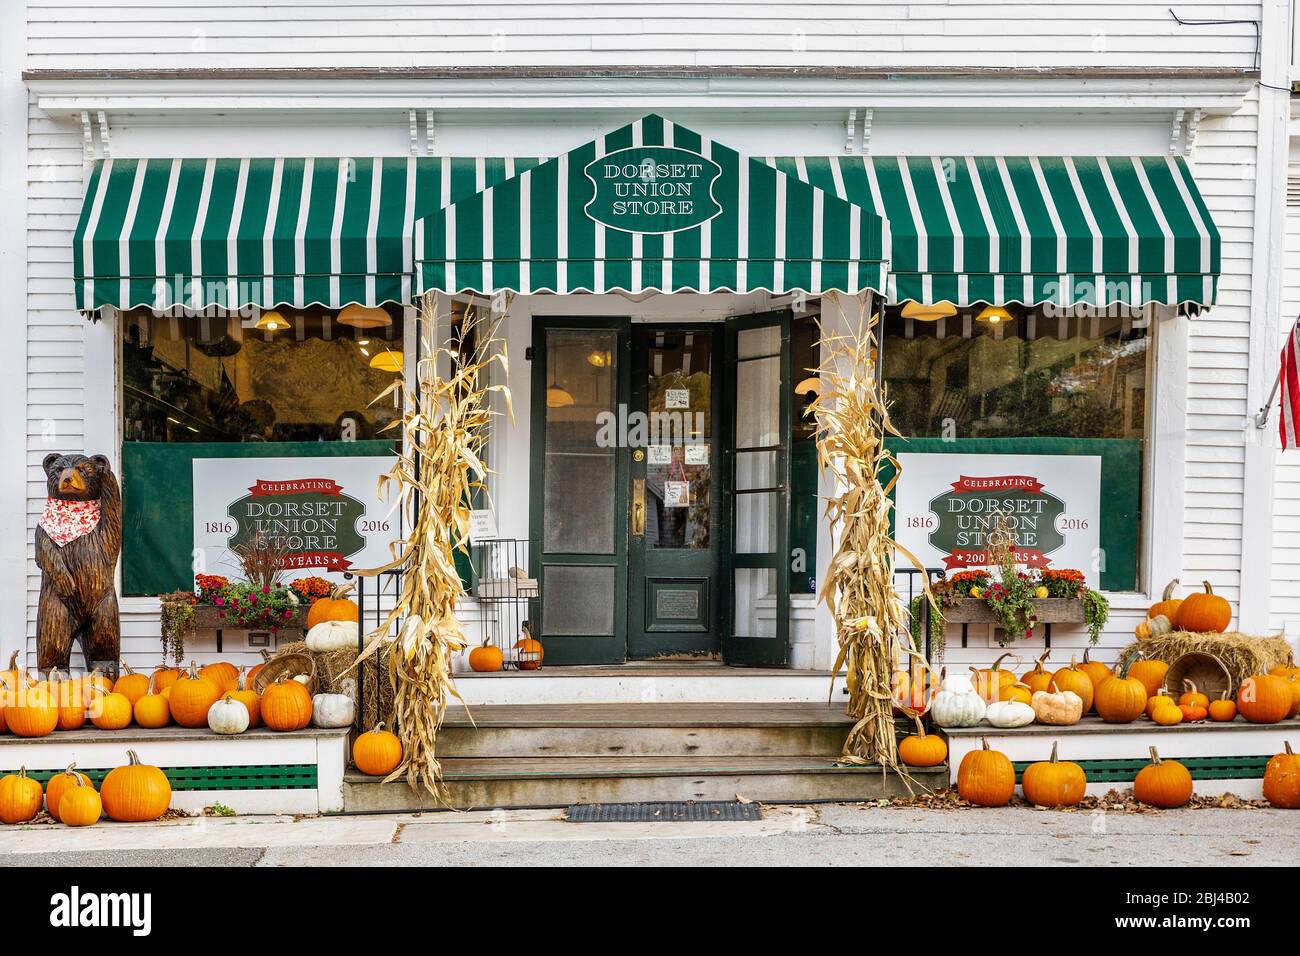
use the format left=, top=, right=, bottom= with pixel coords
left=340, top=304, right=392, bottom=329
left=975, top=305, right=1014, bottom=324
left=900, top=301, right=957, bottom=322
left=368, top=349, right=404, bottom=373
left=255, top=309, right=288, bottom=331
left=794, top=376, right=820, bottom=396
left=546, top=386, right=575, bottom=408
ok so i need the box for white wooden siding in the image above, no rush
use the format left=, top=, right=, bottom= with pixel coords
left=25, top=1, right=1262, bottom=71
left=1273, top=159, right=1300, bottom=636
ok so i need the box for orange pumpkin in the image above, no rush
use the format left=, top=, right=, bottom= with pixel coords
left=114, top=659, right=151, bottom=707
left=1208, top=692, right=1237, bottom=722
left=151, top=662, right=183, bottom=693
left=1178, top=680, right=1209, bottom=710
left=892, top=658, right=936, bottom=714
left=1078, top=648, right=1112, bottom=709
left=956, top=737, right=1015, bottom=807
left=1175, top=581, right=1231, bottom=633
left=1270, top=653, right=1300, bottom=681
left=0, top=651, right=25, bottom=692
left=169, top=661, right=221, bottom=729
left=1146, top=689, right=1177, bottom=719
left=199, top=661, right=239, bottom=688
left=306, top=583, right=359, bottom=630
left=971, top=653, right=1018, bottom=704
left=515, top=636, right=545, bottom=671
left=1263, top=741, right=1300, bottom=809
left=1000, top=682, right=1034, bottom=705
left=1021, top=741, right=1087, bottom=808
left=1050, top=656, right=1094, bottom=714
left=100, top=750, right=171, bottom=822
left=1147, top=578, right=1183, bottom=621
left=47, top=669, right=86, bottom=731
left=57, top=777, right=102, bottom=827
left=1094, top=659, right=1148, bottom=724
left=1020, top=650, right=1054, bottom=694
left=83, top=668, right=113, bottom=696
left=133, top=676, right=171, bottom=729
left=353, top=722, right=403, bottom=776
left=6, top=683, right=58, bottom=738
left=45, top=763, right=93, bottom=822
left=90, top=691, right=133, bottom=730
left=261, top=676, right=312, bottom=731
left=1150, top=701, right=1183, bottom=726
left=468, top=640, right=504, bottom=673
left=898, top=716, right=947, bottom=768
left=1128, top=656, right=1170, bottom=698
left=1237, top=674, right=1292, bottom=724
left=1134, top=747, right=1193, bottom=808
left=225, top=668, right=261, bottom=728
left=0, top=767, right=43, bottom=824
left=1179, top=702, right=1208, bottom=722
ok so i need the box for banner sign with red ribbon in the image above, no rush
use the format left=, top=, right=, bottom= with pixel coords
left=894, top=452, right=1102, bottom=588
left=193, top=456, right=398, bottom=584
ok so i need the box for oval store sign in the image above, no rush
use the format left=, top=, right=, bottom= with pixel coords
left=584, top=146, right=723, bottom=234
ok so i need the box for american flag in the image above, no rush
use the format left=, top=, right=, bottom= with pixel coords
left=1282, top=318, right=1300, bottom=450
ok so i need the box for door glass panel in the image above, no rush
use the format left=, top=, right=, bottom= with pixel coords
left=543, top=329, right=616, bottom=554
left=542, top=565, right=616, bottom=635
left=735, top=450, right=778, bottom=491
left=738, top=325, right=780, bottom=360
left=735, top=492, right=779, bottom=554
left=735, top=355, right=779, bottom=449
left=645, top=330, right=712, bottom=550
left=733, top=568, right=776, bottom=637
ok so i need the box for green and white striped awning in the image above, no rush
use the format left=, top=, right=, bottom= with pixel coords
left=73, top=155, right=541, bottom=313
left=416, top=114, right=889, bottom=296
left=766, top=155, right=1220, bottom=307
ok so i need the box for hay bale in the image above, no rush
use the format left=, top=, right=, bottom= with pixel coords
left=1119, top=631, right=1292, bottom=694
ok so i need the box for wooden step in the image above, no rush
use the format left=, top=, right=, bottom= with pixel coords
left=342, top=756, right=944, bottom=811
left=438, top=702, right=856, bottom=758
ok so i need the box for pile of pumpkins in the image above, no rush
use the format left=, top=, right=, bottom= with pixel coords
left=0, top=585, right=372, bottom=740
left=919, top=647, right=1300, bottom=734
left=946, top=735, right=1300, bottom=811
left=0, top=750, right=171, bottom=827
left=1136, top=578, right=1233, bottom=639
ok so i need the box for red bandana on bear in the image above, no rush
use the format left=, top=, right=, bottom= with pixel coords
left=39, top=497, right=102, bottom=547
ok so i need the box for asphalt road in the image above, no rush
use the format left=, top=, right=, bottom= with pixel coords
left=1, top=803, right=1292, bottom=867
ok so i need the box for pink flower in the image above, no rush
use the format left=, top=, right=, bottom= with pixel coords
left=215, top=596, right=225, bottom=606
left=262, top=586, right=270, bottom=594
left=250, top=594, right=258, bottom=604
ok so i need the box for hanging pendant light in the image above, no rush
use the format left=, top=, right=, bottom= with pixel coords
left=794, top=376, right=820, bottom=396
left=546, top=386, right=575, bottom=408
left=975, top=305, right=1014, bottom=325
left=368, top=349, right=404, bottom=373
left=255, top=309, right=288, bottom=332
left=901, top=301, right=957, bottom=322
left=586, top=349, right=613, bottom=368
left=340, top=304, right=393, bottom=329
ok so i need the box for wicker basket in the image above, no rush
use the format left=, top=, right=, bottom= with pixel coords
left=1164, top=652, right=1233, bottom=702
left=251, top=653, right=318, bottom=696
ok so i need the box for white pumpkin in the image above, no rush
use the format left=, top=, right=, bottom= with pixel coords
left=931, top=684, right=986, bottom=728
left=306, top=619, right=360, bottom=653
left=312, top=692, right=356, bottom=729
left=985, top=699, right=1035, bottom=729
left=207, top=694, right=250, bottom=735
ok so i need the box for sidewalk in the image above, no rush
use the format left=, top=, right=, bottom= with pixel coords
left=0, top=803, right=1292, bottom=867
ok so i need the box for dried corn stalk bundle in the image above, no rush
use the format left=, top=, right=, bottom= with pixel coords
left=350, top=293, right=512, bottom=804
left=811, top=293, right=929, bottom=771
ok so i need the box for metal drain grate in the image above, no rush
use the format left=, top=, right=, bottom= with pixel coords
left=566, top=801, right=762, bottom=823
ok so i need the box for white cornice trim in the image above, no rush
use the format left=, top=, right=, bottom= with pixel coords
left=28, top=75, right=1256, bottom=117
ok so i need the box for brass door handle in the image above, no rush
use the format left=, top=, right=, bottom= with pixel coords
left=631, top=478, right=646, bottom=536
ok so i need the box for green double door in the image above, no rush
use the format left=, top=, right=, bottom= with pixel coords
left=529, top=313, right=792, bottom=666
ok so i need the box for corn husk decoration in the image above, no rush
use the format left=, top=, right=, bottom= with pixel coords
left=349, top=293, right=512, bottom=804
left=811, top=292, right=930, bottom=772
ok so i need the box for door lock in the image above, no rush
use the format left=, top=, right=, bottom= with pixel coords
left=632, top=449, right=645, bottom=462
left=631, top=478, right=646, bottom=536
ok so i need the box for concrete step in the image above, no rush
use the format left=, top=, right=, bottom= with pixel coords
left=452, top=667, right=848, bottom=705
left=342, top=756, right=945, bottom=811
left=438, top=702, right=855, bottom=758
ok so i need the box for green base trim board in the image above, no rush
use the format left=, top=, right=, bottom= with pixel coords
left=1011, top=755, right=1270, bottom=784
left=5, top=764, right=318, bottom=791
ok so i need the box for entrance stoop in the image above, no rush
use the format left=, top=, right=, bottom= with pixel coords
left=340, top=703, right=944, bottom=811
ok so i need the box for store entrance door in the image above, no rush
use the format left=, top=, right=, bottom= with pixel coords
left=627, top=325, right=723, bottom=659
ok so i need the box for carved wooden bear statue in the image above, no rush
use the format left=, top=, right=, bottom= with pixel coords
left=36, top=453, right=122, bottom=672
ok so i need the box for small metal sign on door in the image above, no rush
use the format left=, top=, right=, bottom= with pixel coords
left=583, top=146, right=723, bottom=235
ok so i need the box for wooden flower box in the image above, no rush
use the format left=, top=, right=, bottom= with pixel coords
left=942, top=597, right=1085, bottom=625
left=191, top=604, right=309, bottom=652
